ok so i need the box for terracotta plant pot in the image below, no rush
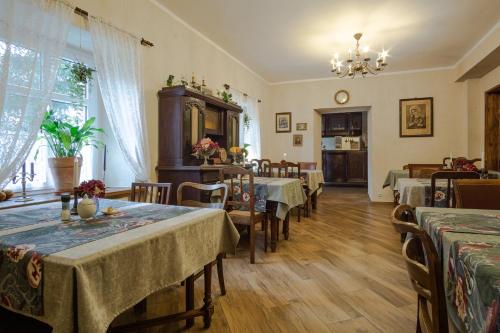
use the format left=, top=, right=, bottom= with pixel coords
left=48, top=157, right=82, bottom=193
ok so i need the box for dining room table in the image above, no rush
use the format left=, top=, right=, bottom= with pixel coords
left=384, top=169, right=500, bottom=190
left=0, top=199, right=239, bottom=333
left=225, top=177, right=307, bottom=252
left=300, top=169, right=325, bottom=209
left=394, top=178, right=452, bottom=207
left=416, top=207, right=500, bottom=333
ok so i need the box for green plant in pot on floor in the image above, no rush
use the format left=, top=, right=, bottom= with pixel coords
left=39, top=110, right=104, bottom=193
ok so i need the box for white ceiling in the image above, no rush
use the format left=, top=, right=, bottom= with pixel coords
left=159, top=0, right=500, bottom=83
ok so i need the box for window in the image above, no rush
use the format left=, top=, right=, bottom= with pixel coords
left=6, top=47, right=98, bottom=192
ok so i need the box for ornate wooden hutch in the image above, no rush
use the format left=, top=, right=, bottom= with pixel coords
left=156, top=86, right=242, bottom=203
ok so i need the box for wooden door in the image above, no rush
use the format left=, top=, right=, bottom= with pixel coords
left=485, top=89, right=500, bottom=171
left=322, top=151, right=347, bottom=183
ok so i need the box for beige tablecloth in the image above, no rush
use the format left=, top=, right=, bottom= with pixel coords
left=383, top=169, right=409, bottom=190
left=395, top=178, right=451, bottom=207
left=0, top=201, right=239, bottom=333
left=301, top=170, right=324, bottom=193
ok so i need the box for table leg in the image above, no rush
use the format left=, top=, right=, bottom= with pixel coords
left=270, top=215, right=277, bottom=252
left=202, top=263, right=214, bottom=328
left=311, top=190, right=318, bottom=210
left=185, top=275, right=195, bottom=328
left=283, top=214, right=290, bottom=240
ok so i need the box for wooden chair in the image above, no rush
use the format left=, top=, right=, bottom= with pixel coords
left=430, top=171, right=480, bottom=207
left=130, top=182, right=172, bottom=204
left=251, top=158, right=271, bottom=177
left=454, top=179, right=500, bottom=209
left=408, top=164, right=443, bottom=178
left=219, top=166, right=266, bottom=264
left=402, top=225, right=448, bottom=333
left=177, top=182, right=229, bottom=295
left=265, top=162, right=286, bottom=178
left=390, top=204, right=417, bottom=243
left=299, top=162, right=317, bottom=170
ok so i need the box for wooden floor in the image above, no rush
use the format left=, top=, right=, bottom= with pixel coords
left=1, top=187, right=417, bottom=333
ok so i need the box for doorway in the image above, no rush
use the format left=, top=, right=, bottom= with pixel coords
left=485, top=84, right=500, bottom=171
left=315, top=106, right=371, bottom=190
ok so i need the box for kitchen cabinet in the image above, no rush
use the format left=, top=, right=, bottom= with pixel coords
left=322, top=112, right=363, bottom=137
left=322, top=150, right=367, bottom=186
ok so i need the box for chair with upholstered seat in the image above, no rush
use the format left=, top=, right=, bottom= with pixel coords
left=219, top=166, right=267, bottom=264
left=129, top=182, right=172, bottom=204
left=454, top=179, right=500, bottom=209
left=177, top=182, right=229, bottom=295
left=402, top=224, right=448, bottom=333
left=430, top=171, right=480, bottom=207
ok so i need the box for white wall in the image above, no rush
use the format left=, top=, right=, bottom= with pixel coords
left=67, top=0, right=270, bottom=182
left=264, top=69, right=468, bottom=202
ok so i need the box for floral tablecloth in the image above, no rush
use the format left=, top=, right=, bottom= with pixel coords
left=0, top=199, right=239, bottom=333
left=225, top=177, right=307, bottom=220
left=416, top=207, right=500, bottom=333
left=395, top=178, right=451, bottom=207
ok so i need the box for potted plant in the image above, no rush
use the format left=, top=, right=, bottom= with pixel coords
left=39, top=110, right=104, bottom=193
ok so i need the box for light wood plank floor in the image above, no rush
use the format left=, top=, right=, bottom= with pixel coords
left=0, top=187, right=417, bottom=333
left=114, top=187, right=417, bottom=333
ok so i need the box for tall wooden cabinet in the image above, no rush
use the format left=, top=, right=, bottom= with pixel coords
left=156, top=86, right=242, bottom=203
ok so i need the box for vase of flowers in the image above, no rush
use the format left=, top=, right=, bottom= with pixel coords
left=77, top=180, right=105, bottom=217
left=229, top=146, right=242, bottom=165
left=192, top=138, right=219, bottom=166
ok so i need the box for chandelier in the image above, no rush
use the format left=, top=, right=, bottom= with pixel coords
left=330, top=33, right=389, bottom=78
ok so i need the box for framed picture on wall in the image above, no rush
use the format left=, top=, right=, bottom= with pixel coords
left=296, top=122, right=307, bottom=131
left=293, top=134, right=303, bottom=147
left=399, top=97, right=433, bottom=137
left=275, top=112, right=292, bottom=133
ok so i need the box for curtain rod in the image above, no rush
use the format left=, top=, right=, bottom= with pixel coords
left=74, top=7, right=154, bottom=47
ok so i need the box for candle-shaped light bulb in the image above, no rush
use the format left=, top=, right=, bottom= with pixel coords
left=30, top=162, right=34, bottom=176
left=22, top=162, right=26, bottom=175
left=348, top=48, right=352, bottom=60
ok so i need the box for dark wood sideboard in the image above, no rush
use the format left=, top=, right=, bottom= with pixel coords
left=156, top=86, right=243, bottom=203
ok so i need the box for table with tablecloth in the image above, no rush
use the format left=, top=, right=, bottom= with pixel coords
left=384, top=169, right=500, bottom=190
left=416, top=207, right=500, bottom=333
left=395, top=178, right=451, bottom=207
left=301, top=170, right=324, bottom=210
left=225, top=177, right=306, bottom=252
left=0, top=199, right=239, bottom=333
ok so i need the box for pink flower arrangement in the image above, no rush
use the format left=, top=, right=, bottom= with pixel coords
left=78, top=180, right=106, bottom=198
left=192, top=138, right=219, bottom=159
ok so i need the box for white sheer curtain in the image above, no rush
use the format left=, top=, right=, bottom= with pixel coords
left=231, top=90, right=262, bottom=160
left=89, top=17, right=151, bottom=181
left=0, top=0, right=73, bottom=187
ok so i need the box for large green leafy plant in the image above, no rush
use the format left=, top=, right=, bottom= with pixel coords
left=39, top=110, right=104, bottom=158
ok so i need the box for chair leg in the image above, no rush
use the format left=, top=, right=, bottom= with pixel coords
left=416, top=300, right=422, bottom=333
left=249, top=222, right=256, bottom=264
left=216, top=254, right=226, bottom=295
left=297, top=206, right=301, bottom=222
left=263, top=215, right=268, bottom=252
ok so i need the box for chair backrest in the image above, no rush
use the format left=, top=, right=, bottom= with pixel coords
left=390, top=204, right=417, bottom=234
left=430, top=171, right=480, bottom=207
left=408, top=164, right=443, bottom=178
left=250, top=158, right=271, bottom=177
left=402, top=228, right=448, bottom=333
left=284, top=162, right=301, bottom=178
left=219, top=166, right=255, bottom=215
left=454, top=179, right=500, bottom=209
left=177, top=182, right=228, bottom=209
left=299, top=162, right=317, bottom=170
left=265, top=162, right=286, bottom=178
left=452, top=157, right=481, bottom=171
left=130, top=182, right=172, bottom=204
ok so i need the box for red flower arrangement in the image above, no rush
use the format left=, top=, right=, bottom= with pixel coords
left=192, top=138, right=219, bottom=159
left=78, top=180, right=105, bottom=198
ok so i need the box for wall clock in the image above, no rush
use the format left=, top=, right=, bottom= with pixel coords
left=334, top=90, right=349, bottom=105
